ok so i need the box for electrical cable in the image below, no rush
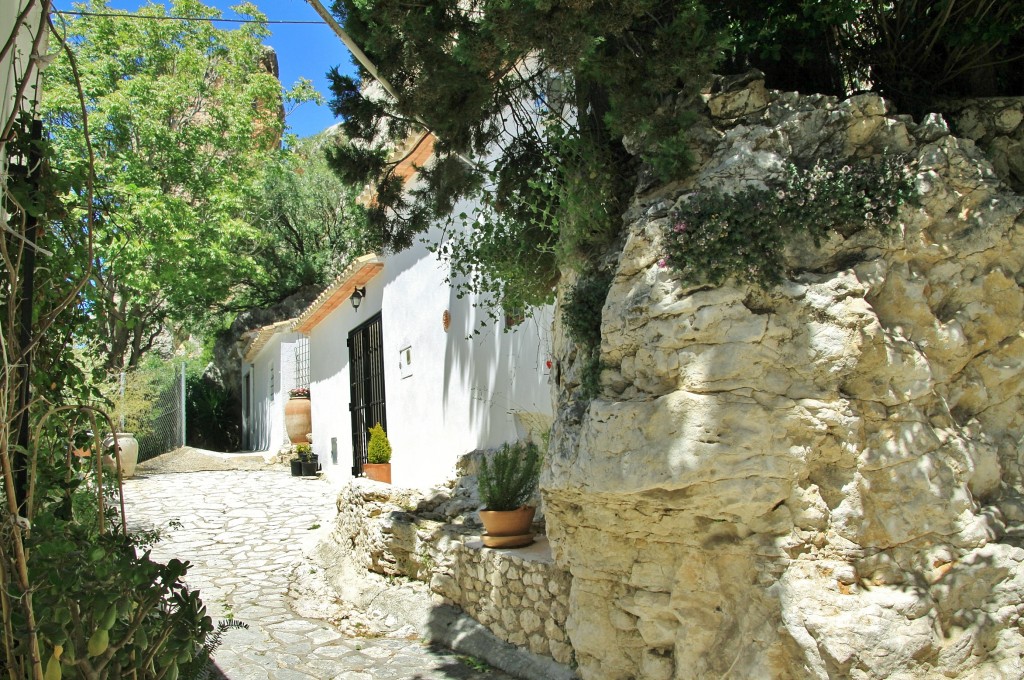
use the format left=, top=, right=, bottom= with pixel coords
left=50, top=9, right=326, bottom=25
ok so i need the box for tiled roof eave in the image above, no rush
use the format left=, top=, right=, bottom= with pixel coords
left=242, top=318, right=297, bottom=363
left=292, top=254, right=385, bottom=334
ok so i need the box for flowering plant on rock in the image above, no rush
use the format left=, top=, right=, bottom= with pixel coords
left=661, top=155, right=917, bottom=288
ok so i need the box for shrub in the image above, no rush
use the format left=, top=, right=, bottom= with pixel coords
left=564, top=271, right=613, bottom=350
left=23, top=448, right=213, bottom=680
left=478, top=442, right=542, bottom=512
left=716, top=0, right=1024, bottom=113
left=294, top=443, right=313, bottom=462
left=367, top=423, right=392, bottom=464
left=663, top=156, right=917, bottom=288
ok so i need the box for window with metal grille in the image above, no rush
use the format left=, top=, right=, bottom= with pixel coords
left=294, top=336, right=309, bottom=388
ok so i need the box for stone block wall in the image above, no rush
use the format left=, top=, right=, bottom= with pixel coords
left=330, top=460, right=573, bottom=668
left=544, top=79, right=1024, bottom=679
left=430, top=538, right=573, bottom=664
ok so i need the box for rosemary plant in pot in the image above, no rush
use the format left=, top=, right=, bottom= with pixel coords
left=477, top=441, right=541, bottom=548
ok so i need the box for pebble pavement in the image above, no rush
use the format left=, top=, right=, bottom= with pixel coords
left=122, top=469, right=511, bottom=680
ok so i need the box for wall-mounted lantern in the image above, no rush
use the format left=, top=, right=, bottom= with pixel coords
left=350, top=287, right=366, bottom=310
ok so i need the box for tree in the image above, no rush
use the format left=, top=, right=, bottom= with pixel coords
left=237, top=130, right=373, bottom=308
left=325, top=0, right=1023, bottom=319
left=42, top=0, right=287, bottom=370
left=325, top=0, right=723, bottom=313
left=715, top=0, right=1024, bottom=113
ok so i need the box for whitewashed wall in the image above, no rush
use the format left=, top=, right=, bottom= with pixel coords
left=309, top=224, right=554, bottom=490
left=1, top=0, right=46, bottom=132
left=243, top=331, right=301, bottom=452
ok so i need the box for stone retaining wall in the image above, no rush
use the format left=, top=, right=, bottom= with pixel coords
left=331, top=458, right=574, bottom=669
left=430, top=538, right=573, bottom=664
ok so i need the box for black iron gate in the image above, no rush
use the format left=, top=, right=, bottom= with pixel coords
left=348, top=313, right=386, bottom=476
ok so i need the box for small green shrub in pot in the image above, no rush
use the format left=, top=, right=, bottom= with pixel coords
left=478, top=441, right=541, bottom=511
left=294, top=442, right=314, bottom=462
left=367, top=423, right=392, bottom=464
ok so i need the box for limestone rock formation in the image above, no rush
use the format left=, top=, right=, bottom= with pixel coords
left=544, top=81, right=1024, bottom=679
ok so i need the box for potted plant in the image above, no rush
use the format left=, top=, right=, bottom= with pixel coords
left=363, top=423, right=391, bottom=483
left=477, top=441, right=541, bottom=548
left=295, top=443, right=317, bottom=476
left=285, top=386, right=312, bottom=444
left=289, top=444, right=304, bottom=477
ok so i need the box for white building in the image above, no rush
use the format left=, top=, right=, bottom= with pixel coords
left=241, top=128, right=555, bottom=488
left=240, top=319, right=308, bottom=452
left=2, top=1, right=47, bottom=133
left=293, top=241, right=554, bottom=490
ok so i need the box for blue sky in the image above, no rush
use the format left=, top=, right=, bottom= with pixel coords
left=49, top=0, right=360, bottom=138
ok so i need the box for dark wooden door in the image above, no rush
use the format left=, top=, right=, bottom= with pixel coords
left=348, top=313, right=386, bottom=476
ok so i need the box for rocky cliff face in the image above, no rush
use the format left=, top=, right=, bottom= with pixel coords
left=211, top=285, right=321, bottom=412
left=543, top=80, right=1024, bottom=679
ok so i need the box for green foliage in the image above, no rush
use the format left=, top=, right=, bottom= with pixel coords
left=564, top=271, right=614, bottom=351
left=186, top=370, right=241, bottom=453
left=433, top=121, right=634, bottom=323
left=28, top=512, right=212, bottom=679
left=239, top=132, right=372, bottom=308
left=3, top=23, right=212, bottom=680
left=99, top=354, right=179, bottom=437
left=17, top=432, right=214, bottom=680
left=716, top=0, right=1024, bottom=112
left=294, top=443, right=313, bottom=462
left=457, top=655, right=492, bottom=672
left=662, top=156, right=918, bottom=288
left=327, top=0, right=724, bottom=315
left=323, top=0, right=1019, bottom=324
left=42, top=0, right=299, bottom=369
left=2, top=113, right=105, bottom=420
left=366, top=423, right=392, bottom=464
left=578, top=351, right=609, bottom=401
left=477, top=442, right=542, bottom=512
left=564, top=271, right=613, bottom=400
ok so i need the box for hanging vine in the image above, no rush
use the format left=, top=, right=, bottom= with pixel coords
left=2, top=5, right=217, bottom=679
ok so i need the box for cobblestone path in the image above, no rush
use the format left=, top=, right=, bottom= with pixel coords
left=122, top=470, right=507, bottom=680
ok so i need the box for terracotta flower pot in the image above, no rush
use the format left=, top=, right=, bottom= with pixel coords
left=285, top=396, right=312, bottom=444
left=479, top=506, right=536, bottom=547
left=363, top=463, right=391, bottom=484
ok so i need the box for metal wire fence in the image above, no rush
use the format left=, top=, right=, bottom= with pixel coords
left=125, top=362, right=186, bottom=464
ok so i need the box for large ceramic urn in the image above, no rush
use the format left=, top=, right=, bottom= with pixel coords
left=103, top=433, right=139, bottom=478
left=284, top=395, right=312, bottom=444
